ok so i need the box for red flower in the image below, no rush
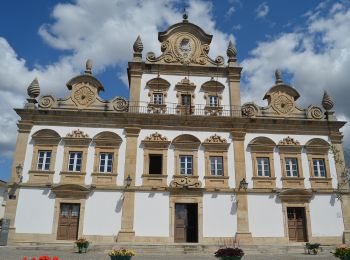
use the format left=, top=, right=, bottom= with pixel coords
left=52, top=257, right=59, bottom=260
left=21, top=258, right=27, bottom=260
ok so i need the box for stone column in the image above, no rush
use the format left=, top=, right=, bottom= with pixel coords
left=128, top=62, right=143, bottom=104
left=227, top=67, right=243, bottom=113
left=231, top=130, right=252, bottom=243
left=117, top=127, right=140, bottom=242
left=5, top=120, right=32, bottom=244
left=330, top=131, right=350, bottom=243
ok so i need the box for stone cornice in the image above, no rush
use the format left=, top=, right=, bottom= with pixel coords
left=15, top=108, right=346, bottom=136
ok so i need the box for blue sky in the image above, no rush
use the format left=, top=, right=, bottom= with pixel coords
left=0, top=0, right=350, bottom=181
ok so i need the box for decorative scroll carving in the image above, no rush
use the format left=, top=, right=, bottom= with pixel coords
left=170, top=176, right=202, bottom=188
left=72, top=86, right=96, bottom=107
left=38, top=95, right=55, bottom=108
left=278, top=136, right=300, bottom=146
left=307, top=105, right=323, bottom=120
left=204, top=134, right=227, bottom=143
left=144, top=132, right=168, bottom=142
left=113, top=96, right=129, bottom=112
left=66, top=129, right=89, bottom=138
left=241, top=103, right=259, bottom=117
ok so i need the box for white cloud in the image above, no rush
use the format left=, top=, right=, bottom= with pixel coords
left=241, top=2, right=350, bottom=147
left=255, top=2, right=269, bottom=18
left=0, top=0, right=234, bottom=158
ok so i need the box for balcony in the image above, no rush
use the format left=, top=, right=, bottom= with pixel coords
left=126, top=101, right=242, bottom=117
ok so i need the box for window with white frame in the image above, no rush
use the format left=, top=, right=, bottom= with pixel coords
left=68, top=152, right=83, bottom=172
left=99, top=152, right=113, bottom=173
left=257, top=157, right=270, bottom=177
left=180, top=155, right=193, bottom=175
left=153, top=93, right=163, bottom=105
left=37, top=150, right=52, bottom=171
left=313, top=159, right=326, bottom=177
left=210, top=156, right=223, bottom=176
left=285, top=158, right=298, bottom=177
left=209, top=96, right=219, bottom=107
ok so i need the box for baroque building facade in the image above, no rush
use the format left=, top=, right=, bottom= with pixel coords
left=5, top=16, right=350, bottom=245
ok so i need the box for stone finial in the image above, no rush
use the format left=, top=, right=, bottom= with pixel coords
left=85, top=59, right=93, bottom=74
left=27, top=78, right=40, bottom=98
left=227, top=40, right=237, bottom=63
left=133, top=35, right=143, bottom=53
left=183, top=8, right=188, bottom=22
left=275, top=69, right=283, bottom=84
left=322, top=90, right=334, bottom=111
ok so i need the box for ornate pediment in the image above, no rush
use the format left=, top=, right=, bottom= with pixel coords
left=278, top=189, right=313, bottom=203
left=51, top=184, right=91, bottom=199
left=204, top=134, right=227, bottom=143
left=175, top=77, right=196, bottom=92
left=278, top=136, right=300, bottom=146
left=66, top=129, right=89, bottom=138
left=170, top=176, right=202, bottom=188
left=146, top=20, right=224, bottom=66
left=144, top=132, right=168, bottom=142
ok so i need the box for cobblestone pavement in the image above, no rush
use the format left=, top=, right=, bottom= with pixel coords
left=0, top=247, right=337, bottom=260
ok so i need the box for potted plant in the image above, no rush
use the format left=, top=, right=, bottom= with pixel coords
left=75, top=238, right=89, bottom=253
left=305, top=243, right=321, bottom=254
left=214, top=247, right=245, bottom=260
left=108, top=248, right=136, bottom=260
left=332, top=245, right=350, bottom=260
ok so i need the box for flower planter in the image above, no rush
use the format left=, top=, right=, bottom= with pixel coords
left=77, top=243, right=89, bottom=253
left=341, top=256, right=350, bottom=260
left=109, top=256, right=132, bottom=260
left=220, top=257, right=242, bottom=260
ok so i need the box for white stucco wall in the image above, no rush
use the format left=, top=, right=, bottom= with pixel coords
left=244, top=133, right=337, bottom=189
left=22, top=126, right=127, bottom=186
left=136, top=129, right=235, bottom=187
left=83, top=191, right=123, bottom=236
left=134, top=192, right=169, bottom=237
left=309, top=194, right=344, bottom=236
left=248, top=194, right=284, bottom=237
left=139, top=73, right=231, bottom=107
left=203, top=193, right=237, bottom=237
left=15, top=188, right=55, bottom=233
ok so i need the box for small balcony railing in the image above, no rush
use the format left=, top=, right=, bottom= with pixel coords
left=125, top=101, right=242, bottom=117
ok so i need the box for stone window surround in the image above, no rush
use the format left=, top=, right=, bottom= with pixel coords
left=175, top=77, right=196, bottom=114
left=141, top=132, right=170, bottom=187
left=146, top=77, right=170, bottom=113
left=28, top=130, right=61, bottom=184
left=249, top=137, right=276, bottom=189
left=305, top=139, right=332, bottom=189
left=201, top=80, right=225, bottom=115
left=278, top=144, right=305, bottom=189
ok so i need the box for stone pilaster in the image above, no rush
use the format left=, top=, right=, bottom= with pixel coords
left=227, top=67, right=243, bottom=110
left=329, top=131, right=350, bottom=242
left=231, top=130, right=252, bottom=243
left=128, top=62, right=143, bottom=103
left=117, top=127, right=140, bottom=242
left=5, top=120, right=33, bottom=244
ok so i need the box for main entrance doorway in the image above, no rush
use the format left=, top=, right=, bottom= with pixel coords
left=174, top=203, right=198, bottom=243
left=57, top=203, right=80, bottom=240
left=287, top=207, right=308, bottom=242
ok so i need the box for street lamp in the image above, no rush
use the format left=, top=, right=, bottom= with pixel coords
left=239, top=178, right=248, bottom=190
left=15, top=163, right=23, bottom=182
left=125, top=175, right=132, bottom=187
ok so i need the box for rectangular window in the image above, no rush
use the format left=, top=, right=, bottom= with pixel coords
left=257, top=157, right=270, bottom=177
left=210, top=156, right=223, bottom=176
left=37, top=150, right=52, bottom=171
left=153, top=93, right=163, bottom=105
left=99, top=152, right=113, bottom=173
left=68, top=152, right=83, bottom=172
left=149, top=154, right=162, bottom=174
left=285, top=158, right=298, bottom=177
left=313, top=159, right=326, bottom=178
left=181, top=95, right=191, bottom=106
left=180, top=155, right=193, bottom=175
left=209, top=96, right=218, bottom=107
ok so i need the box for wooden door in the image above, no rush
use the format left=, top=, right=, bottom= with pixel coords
left=175, top=204, right=187, bottom=242
left=287, top=207, right=307, bottom=242
left=57, top=203, right=80, bottom=240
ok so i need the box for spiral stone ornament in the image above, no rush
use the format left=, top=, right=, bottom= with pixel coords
left=308, top=106, right=323, bottom=120
left=38, top=95, right=55, bottom=108
left=27, top=78, right=40, bottom=98
left=241, top=103, right=259, bottom=117
left=113, top=97, right=129, bottom=112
